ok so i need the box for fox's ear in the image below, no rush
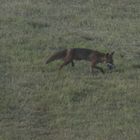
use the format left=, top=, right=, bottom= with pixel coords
left=110, top=51, right=115, bottom=55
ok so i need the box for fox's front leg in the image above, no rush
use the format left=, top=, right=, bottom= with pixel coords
left=91, top=61, right=104, bottom=74
left=71, top=60, right=75, bottom=67
left=95, top=66, right=104, bottom=74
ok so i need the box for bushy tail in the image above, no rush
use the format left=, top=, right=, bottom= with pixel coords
left=46, top=49, right=67, bottom=64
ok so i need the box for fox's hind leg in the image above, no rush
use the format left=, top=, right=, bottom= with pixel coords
left=59, top=60, right=74, bottom=70
left=59, top=56, right=73, bottom=70
left=59, top=60, right=71, bottom=70
left=91, top=62, right=96, bottom=74
left=59, top=49, right=74, bottom=70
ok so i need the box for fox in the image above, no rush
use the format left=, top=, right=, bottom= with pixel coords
left=46, top=48, right=115, bottom=73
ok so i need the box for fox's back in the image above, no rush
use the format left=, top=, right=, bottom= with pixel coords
left=71, top=48, right=96, bottom=60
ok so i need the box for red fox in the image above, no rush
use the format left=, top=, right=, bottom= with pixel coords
left=46, top=48, right=115, bottom=73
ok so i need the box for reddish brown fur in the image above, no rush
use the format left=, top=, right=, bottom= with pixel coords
left=46, top=48, right=114, bottom=73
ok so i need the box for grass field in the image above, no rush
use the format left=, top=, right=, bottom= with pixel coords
left=0, top=0, right=140, bottom=140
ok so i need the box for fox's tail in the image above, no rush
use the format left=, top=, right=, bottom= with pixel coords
left=46, top=49, right=67, bottom=64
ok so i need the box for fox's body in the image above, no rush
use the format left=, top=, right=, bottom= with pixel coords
left=46, top=48, right=114, bottom=73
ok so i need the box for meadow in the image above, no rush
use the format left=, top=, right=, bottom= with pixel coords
left=0, top=0, right=140, bottom=139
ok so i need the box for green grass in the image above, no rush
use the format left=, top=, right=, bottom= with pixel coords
left=0, top=0, right=140, bottom=140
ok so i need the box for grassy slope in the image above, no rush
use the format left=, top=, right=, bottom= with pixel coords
left=0, top=0, right=140, bottom=140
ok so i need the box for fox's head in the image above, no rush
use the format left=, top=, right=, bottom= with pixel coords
left=105, top=52, right=115, bottom=70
